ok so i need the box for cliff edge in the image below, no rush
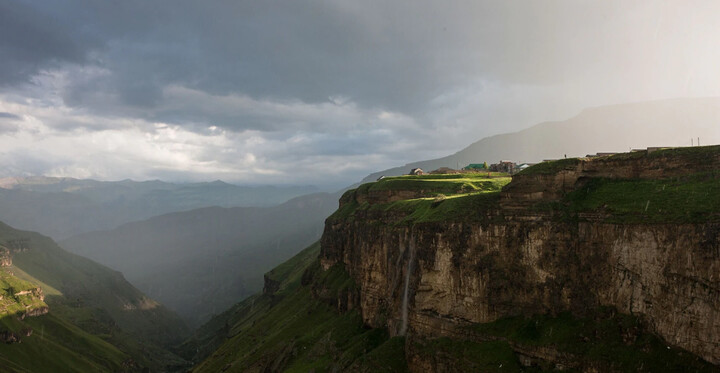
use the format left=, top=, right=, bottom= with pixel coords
left=321, top=146, right=720, bottom=369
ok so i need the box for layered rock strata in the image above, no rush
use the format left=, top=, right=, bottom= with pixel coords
left=320, top=148, right=720, bottom=365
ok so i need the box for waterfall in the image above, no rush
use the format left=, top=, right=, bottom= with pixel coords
left=390, top=242, right=405, bottom=293
left=399, top=234, right=416, bottom=336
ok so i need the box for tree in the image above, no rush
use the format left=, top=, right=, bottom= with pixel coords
left=483, top=161, right=488, bottom=169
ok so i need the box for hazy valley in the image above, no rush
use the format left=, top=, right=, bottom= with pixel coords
left=61, top=192, right=339, bottom=326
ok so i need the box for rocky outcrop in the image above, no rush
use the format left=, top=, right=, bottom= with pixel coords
left=263, top=274, right=281, bottom=296
left=13, top=287, right=45, bottom=301
left=0, top=328, right=35, bottom=344
left=319, top=149, right=720, bottom=366
left=5, top=239, right=30, bottom=253
left=18, top=306, right=49, bottom=319
left=0, top=246, right=10, bottom=267
left=0, top=330, right=22, bottom=344
left=503, top=146, right=720, bottom=205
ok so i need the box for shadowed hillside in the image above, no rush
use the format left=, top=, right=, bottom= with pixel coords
left=62, top=192, right=340, bottom=326
left=0, top=221, right=189, bottom=371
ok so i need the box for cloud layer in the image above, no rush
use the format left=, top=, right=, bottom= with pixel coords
left=2, top=0, right=720, bottom=186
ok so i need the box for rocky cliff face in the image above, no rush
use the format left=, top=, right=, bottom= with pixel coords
left=319, top=147, right=720, bottom=368
left=0, top=246, right=10, bottom=267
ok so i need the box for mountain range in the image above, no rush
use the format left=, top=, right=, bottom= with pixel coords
left=0, top=177, right=317, bottom=240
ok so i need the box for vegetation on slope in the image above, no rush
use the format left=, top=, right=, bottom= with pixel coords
left=523, top=171, right=720, bottom=224
left=330, top=174, right=510, bottom=224
left=373, top=191, right=503, bottom=224
left=0, top=221, right=189, bottom=371
left=0, top=267, right=134, bottom=372
left=520, top=145, right=720, bottom=176
left=355, top=148, right=720, bottom=225
left=0, top=313, right=133, bottom=373
left=562, top=173, right=720, bottom=223
left=426, top=308, right=719, bottom=372
left=0, top=269, right=46, bottom=316
left=188, top=242, right=409, bottom=372
left=358, top=172, right=509, bottom=195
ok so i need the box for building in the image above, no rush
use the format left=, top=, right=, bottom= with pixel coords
left=409, top=168, right=424, bottom=176
left=464, top=163, right=487, bottom=170
left=489, top=160, right=516, bottom=174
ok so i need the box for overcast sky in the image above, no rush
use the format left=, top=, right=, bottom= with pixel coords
left=1, top=0, right=720, bottom=187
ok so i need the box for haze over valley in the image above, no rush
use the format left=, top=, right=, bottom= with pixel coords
left=1, top=1, right=720, bottom=372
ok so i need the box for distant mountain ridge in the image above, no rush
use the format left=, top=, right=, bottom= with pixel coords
left=363, top=98, right=720, bottom=182
left=0, top=176, right=317, bottom=239
left=61, top=191, right=341, bottom=326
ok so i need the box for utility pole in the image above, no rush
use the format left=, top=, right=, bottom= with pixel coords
left=698, top=137, right=700, bottom=146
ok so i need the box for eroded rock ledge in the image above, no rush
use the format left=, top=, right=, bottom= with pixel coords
left=320, top=147, right=720, bottom=366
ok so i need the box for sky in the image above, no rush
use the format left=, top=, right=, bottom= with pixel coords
left=2, top=0, right=720, bottom=187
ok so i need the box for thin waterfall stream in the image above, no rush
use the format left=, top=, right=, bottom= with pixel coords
left=399, top=234, right=416, bottom=336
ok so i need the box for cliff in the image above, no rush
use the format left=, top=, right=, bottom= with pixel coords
left=320, top=146, right=720, bottom=369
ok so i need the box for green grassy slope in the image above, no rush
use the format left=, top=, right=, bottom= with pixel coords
left=350, top=149, right=720, bottom=225
left=562, top=173, right=720, bottom=223
left=415, top=309, right=717, bottom=372
left=188, top=242, right=409, bottom=372
left=0, top=221, right=190, bottom=371
left=0, top=269, right=46, bottom=316
left=517, top=146, right=720, bottom=223
left=0, top=313, right=131, bottom=373
left=0, top=267, right=131, bottom=372
left=330, top=174, right=511, bottom=224
left=358, top=173, right=509, bottom=195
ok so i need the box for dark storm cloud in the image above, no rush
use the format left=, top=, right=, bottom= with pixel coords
left=3, top=0, right=606, bottom=129
left=3, top=0, right=720, bottom=185
left=0, top=0, right=87, bottom=85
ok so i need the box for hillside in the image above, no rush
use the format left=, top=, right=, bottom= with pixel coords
left=0, top=266, right=131, bottom=372
left=193, top=146, right=720, bottom=371
left=186, top=242, right=411, bottom=372
left=0, top=176, right=317, bottom=240
left=0, top=221, right=189, bottom=372
left=363, top=98, right=720, bottom=182
left=62, top=192, right=340, bottom=326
